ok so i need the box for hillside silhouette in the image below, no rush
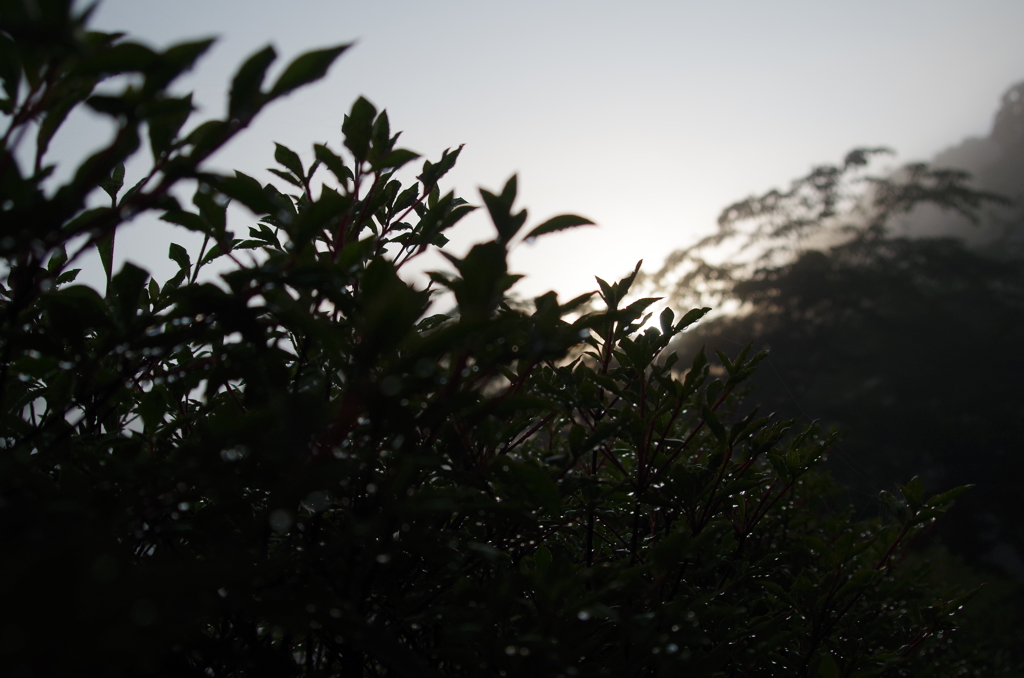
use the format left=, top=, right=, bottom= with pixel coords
left=895, top=81, right=1024, bottom=252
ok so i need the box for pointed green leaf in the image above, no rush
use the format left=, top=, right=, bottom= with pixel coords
left=229, top=45, right=275, bottom=118
left=97, top=231, right=115, bottom=287
left=269, top=43, right=350, bottom=98
left=99, top=163, right=125, bottom=204
left=675, top=307, right=710, bottom=332
left=274, top=142, right=304, bottom=179
left=659, top=307, right=674, bottom=335
left=378, top=148, right=419, bottom=171
left=524, top=214, right=594, bottom=240
left=168, top=242, right=191, bottom=275
left=314, top=143, right=352, bottom=184
left=342, top=96, right=377, bottom=163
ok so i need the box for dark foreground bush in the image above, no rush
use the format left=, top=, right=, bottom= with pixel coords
left=0, top=2, right=980, bottom=676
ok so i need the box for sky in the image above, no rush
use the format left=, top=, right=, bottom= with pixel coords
left=54, top=0, right=1024, bottom=302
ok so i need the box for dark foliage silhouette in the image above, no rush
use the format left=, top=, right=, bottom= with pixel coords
left=0, top=2, right=996, bottom=676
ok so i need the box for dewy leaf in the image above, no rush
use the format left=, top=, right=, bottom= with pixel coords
left=524, top=214, right=595, bottom=240
left=269, top=43, right=350, bottom=99
left=675, top=307, right=710, bottom=332
left=898, top=476, right=926, bottom=508
left=925, top=484, right=973, bottom=508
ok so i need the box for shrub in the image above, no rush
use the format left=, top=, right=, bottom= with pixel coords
left=0, top=3, right=977, bottom=676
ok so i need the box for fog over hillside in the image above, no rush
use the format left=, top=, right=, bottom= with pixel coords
left=896, top=81, right=1024, bottom=251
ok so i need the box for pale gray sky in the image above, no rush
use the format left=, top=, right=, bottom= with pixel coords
left=59, top=0, right=1024, bottom=299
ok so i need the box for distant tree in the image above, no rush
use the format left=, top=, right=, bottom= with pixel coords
left=0, top=2, right=989, bottom=676
left=650, top=91, right=1024, bottom=673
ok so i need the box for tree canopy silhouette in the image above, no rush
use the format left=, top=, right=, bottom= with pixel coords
left=651, top=81, right=1024, bottom=668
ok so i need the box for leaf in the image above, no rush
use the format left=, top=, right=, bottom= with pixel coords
left=0, top=33, right=21, bottom=104
left=701, top=405, right=727, bottom=442
left=568, top=423, right=586, bottom=454
left=817, top=653, right=840, bottom=678
left=229, top=45, right=275, bottom=118
left=47, top=246, right=68, bottom=274
left=62, top=207, right=112, bottom=235
left=73, top=41, right=157, bottom=77
left=148, top=38, right=215, bottom=92
left=595, top=277, right=616, bottom=307
left=481, top=176, right=528, bottom=244
left=616, top=260, right=643, bottom=299
left=269, top=43, right=351, bottom=98
left=97, top=231, right=115, bottom=287
left=268, top=168, right=303, bottom=188
left=274, top=142, right=304, bottom=179
left=55, top=269, right=81, bottom=285
left=534, top=545, right=552, bottom=573
left=193, top=184, right=227, bottom=231
left=314, top=143, right=352, bottom=184
left=203, top=171, right=278, bottom=215
left=714, top=349, right=735, bottom=375
left=898, top=476, right=926, bottom=508
left=168, top=242, right=191, bottom=275
left=371, top=108, right=391, bottom=156
left=392, top=184, right=419, bottom=213
left=416, top=314, right=450, bottom=331
left=524, top=214, right=594, bottom=240
left=145, top=94, right=194, bottom=159
left=675, top=307, right=710, bottom=332
left=418, top=145, right=463, bottom=187
left=99, top=163, right=125, bottom=205
left=467, top=542, right=501, bottom=561
left=378, top=148, right=419, bottom=171
left=504, top=460, right=562, bottom=515
left=161, top=209, right=209, bottom=233
left=139, top=388, right=166, bottom=432
left=109, top=262, right=149, bottom=324
left=183, top=119, right=229, bottom=159
left=925, top=484, right=974, bottom=508
left=291, top=187, right=351, bottom=250
left=342, top=96, right=377, bottom=163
